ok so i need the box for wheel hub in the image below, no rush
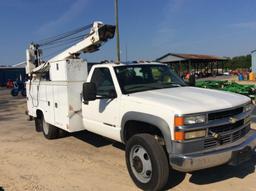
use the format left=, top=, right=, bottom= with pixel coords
left=129, top=145, right=152, bottom=183
left=133, top=156, right=143, bottom=173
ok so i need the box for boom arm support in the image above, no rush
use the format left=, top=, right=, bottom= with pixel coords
left=26, top=21, right=115, bottom=74
left=49, top=22, right=115, bottom=63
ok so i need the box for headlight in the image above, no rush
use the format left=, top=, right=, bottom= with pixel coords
left=184, top=115, right=206, bottom=125
left=185, top=130, right=206, bottom=140
left=244, top=104, right=253, bottom=112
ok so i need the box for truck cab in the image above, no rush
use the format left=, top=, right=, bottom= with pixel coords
left=81, top=62, right=256, bottom=190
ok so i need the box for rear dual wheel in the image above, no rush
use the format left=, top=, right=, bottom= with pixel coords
left=34, top=114, right=59, bottom=139
left=42, top=117, right=59, bottom=139
left=34, top=117, right=42, bottom=132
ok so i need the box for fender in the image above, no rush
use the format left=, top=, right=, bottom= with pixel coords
left=121, top=111, right=173, bottom=153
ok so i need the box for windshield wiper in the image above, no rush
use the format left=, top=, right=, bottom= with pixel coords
left=125, top=85, right=161, bottom=94
left=161, top=82, right=183, bottom=87
left=124, top=83, right=184, bottom=94
left=125, top=85, right=147, bottom=91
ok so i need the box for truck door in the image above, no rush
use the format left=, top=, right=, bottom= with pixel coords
left=82, top=67, right=121, bottom=141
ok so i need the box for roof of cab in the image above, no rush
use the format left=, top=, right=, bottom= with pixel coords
left=93, top=61, right=165, bottom=68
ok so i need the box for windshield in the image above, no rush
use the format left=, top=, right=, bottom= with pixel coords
left=114, top=64, right=186, bottom=94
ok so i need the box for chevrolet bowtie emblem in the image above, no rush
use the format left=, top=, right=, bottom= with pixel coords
left=229, top=117, right=237, bottom=124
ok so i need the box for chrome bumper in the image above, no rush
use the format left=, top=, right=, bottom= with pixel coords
left=169, top=129, right=256, bottom=172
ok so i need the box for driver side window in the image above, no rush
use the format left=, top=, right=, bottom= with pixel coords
left=91, top=68, right=116, bottom=97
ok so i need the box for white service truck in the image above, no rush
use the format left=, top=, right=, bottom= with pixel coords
left=26, top=21, right=256, bottom=191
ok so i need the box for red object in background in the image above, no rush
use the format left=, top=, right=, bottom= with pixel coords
left=6, top=80, right=14, bottom=88
left=185, top=73, right=191, bottom=80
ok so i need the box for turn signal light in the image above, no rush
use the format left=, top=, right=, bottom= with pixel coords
left=174, top=131, right=185, bottom=141
left=174, top=116, right=184, bottom=127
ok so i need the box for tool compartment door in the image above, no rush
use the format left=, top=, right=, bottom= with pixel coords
left=45, top=85, right=54, bottom=124
left=53, top=85, right=68, bottom=129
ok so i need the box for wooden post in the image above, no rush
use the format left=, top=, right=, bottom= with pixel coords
left=216, top=61, right=219, bottom=75
left=188, top=60, right=191, bottom=73
left=179, top=60, right=181, bottom=76
left=210, top=62, right=213, bottom=75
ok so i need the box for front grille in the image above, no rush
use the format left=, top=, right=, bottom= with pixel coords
left=208, top=119, right=244, bottom=134
left=208, top=107, right=243, bottom=120
left=204, top=125, right=250, bottom=149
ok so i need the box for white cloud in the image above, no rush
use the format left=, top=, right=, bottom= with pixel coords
left=37, top=0, right=89, bottom=35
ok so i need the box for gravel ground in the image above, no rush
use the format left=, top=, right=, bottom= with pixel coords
left=0, top=88, right=256, bottom=191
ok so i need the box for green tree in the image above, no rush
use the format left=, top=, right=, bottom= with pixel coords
left=226, top=55, right=251, bottom=70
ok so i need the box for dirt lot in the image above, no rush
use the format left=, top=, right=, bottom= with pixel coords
left=0, top=88, right=256, bottom=191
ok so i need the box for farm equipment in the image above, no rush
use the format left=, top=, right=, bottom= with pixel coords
left=11, top=80, right=26, bottom=97
left=196, top=80, right=256, bottom=101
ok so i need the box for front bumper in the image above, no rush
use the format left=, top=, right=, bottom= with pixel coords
left=169, top=129, right=256, bottom=172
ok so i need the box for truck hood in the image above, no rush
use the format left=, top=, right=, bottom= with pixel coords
left=127, top=87, right=250, bottom=114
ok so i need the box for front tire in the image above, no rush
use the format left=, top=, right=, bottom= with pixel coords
left=125, top=134, right=169, bottom=191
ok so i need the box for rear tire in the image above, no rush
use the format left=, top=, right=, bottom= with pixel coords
left=34, top=117, right=42, bottom=132
left=58, top=128, right=69, bottom=138
left=41, top=115, right=58, bottom=139
left=125, top=134, right=169, bottom=191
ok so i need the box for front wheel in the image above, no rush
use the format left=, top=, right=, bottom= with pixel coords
left=125, top=134, right=169, bottom=191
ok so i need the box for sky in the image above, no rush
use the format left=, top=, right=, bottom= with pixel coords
left=1, top=0, right=256, bottom=65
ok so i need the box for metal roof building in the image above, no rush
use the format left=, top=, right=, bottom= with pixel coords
left=0, top=62, right=26, bottom=86
left=12, top=61, right=26, bottom=68
left=156, top=53, right=227, bottom=77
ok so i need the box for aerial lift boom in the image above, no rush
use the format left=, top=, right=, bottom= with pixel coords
left=26, top=21, right=115, bottom=75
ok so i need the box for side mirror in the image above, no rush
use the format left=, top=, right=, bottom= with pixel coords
left=83, top=82, right=96, bottom=102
